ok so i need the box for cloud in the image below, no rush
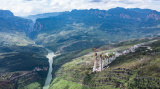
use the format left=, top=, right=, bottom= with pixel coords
left=0, top=0, right=159, bottom=16
left=90, top=0, right=102, bottom=2
left=24, top=0, right=33, bottom=1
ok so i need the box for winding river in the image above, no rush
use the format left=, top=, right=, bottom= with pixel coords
left=43, top=49, right=56, bottom=89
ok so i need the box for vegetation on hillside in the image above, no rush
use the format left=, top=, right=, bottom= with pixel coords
left=0, top=45, right=49, bottom=89
left=33, top=8, right=160, bottom=53
left=0, top=10, right=35, bottom=46
left=49, top=38, right=160, bottom=89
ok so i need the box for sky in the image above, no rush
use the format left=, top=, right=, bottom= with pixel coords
left=0, top=0, right=160, bottom=16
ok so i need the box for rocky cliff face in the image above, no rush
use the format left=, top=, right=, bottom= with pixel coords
left=146, top=12, right=160, bottom=20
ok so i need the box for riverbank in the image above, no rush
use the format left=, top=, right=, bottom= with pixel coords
left=43, top=49, right=56, bottom=89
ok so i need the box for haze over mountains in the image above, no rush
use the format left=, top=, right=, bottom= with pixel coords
left=25, top=12, right=61, bottom=23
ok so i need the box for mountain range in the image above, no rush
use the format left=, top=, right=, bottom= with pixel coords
left=1, top=7, right=160, bottom=53
left=32, top=7, right=160, bottom=53
left=0, top=7, right=160, bottom=89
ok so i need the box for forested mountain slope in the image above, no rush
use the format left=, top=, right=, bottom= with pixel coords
left=0, top=10, right=34, bottom=46
left=0, top=45, right=49, bottom=89
left=49, top=38, right=160, bottom=89
left=33, top=7, right=160, bottom=53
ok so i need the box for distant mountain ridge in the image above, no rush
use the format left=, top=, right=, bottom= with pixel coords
left=34, top=7, right=160, bottom=33
left=32, top=7, right=160, bottom=53
left=25, top=12, right=61, bottom=22
left=0, top=10, right=34, bottom=46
